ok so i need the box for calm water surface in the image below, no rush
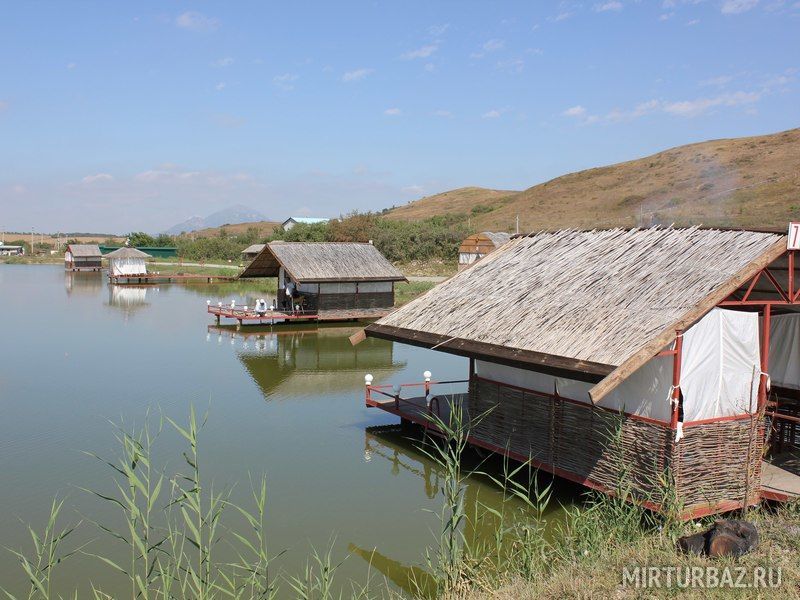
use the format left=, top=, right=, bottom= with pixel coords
left=0, top=265, right=574, bottom=597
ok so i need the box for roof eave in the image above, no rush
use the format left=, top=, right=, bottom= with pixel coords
left=365, top=323, right=612, bottom=383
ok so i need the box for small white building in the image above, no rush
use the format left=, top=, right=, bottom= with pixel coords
left=281, top=217, right=329, bottom=231
left=0, top=244, right=24, bottom=256
left=106, top=247, right=151, bottom=276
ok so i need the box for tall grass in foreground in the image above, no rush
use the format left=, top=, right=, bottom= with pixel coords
left=3, top=403, right=795, bottom=599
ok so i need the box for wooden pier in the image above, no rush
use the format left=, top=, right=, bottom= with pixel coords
left=208, top=303, right=392, bottom=326
left=109, top=273, right=236, bottom=285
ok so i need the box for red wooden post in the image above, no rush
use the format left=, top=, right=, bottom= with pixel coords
left=760, top=304, right=771, bottom=410
left=670, top=331, right=684, bottom=430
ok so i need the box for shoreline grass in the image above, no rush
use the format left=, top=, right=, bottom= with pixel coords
left=2, top=406, right=798, bottom=599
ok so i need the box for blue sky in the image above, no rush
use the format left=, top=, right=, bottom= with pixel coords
left=1, top=1, right=798, bottom=233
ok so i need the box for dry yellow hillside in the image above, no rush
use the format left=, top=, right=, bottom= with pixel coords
left=386, top=128, right=800, bottom=232
left=385, top=187, right=520, bottom=221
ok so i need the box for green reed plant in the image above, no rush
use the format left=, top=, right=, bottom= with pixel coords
left=81, top=412, right=165, bottom=599
left=417, top=401, right=473, bottom=596
left=1, top=498, right=82, bottom=600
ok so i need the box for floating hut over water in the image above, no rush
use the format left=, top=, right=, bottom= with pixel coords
left=458, top=232, right=510, bottom=271
left=361, top=226, right=800, bottom=518
left=221, top=242, right=406, bottom=324
left=106, top=247, right=150, bottom=277
left=64, top=244, right=102, bottom=271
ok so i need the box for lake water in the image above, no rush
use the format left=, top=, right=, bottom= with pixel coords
left=0, top=265, right=576, bottom=597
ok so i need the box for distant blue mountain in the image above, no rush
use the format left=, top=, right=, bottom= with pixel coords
left=164, top=205, right=268, bottom=235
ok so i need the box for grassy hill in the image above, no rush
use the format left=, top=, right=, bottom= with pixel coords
left=385, top=128, right=800, bottom=232
left=176, top=220, right=280, bottom=239
left=384, top=187, right=520, bottom=221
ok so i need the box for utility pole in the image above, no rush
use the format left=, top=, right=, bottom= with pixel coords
left=515, top=214, right=519, bottom=235
left=31, top=227, right=35, bottom=255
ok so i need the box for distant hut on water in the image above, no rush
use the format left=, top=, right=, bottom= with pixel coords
left=64, top=244, right=102, bottom=272
left=239, top=242, right=406, bottom=314
left=458, top=232, right=510, bottom=271
left=106, top=247, right=151, bottom=277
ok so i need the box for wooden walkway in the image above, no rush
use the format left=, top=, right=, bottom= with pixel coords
left=208, top=304, right=392, bottom=325
left=110, top=273, right=236, bottom=285
left=762, top=451, right=800, bottom=501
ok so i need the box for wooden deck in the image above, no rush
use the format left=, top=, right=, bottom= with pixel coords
left=762, top=451, right=800, bottom=501
left=110, top=273, right=236, bottom=285
left=208, top=304, right=392, bottom=325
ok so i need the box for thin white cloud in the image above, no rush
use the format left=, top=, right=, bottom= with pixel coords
left=659, top=11, right=675, bottom=19
left=700, top=74, right=734, bottom=87
left=402, top=185, right=425, bottom=195
left=562, top=105, right=587, bottom=118
left=215, top=82, right=226, bottom=91
left=470, top=39, right=504, bottom=59
left=342, top=68, right=374, bottom=82
left=176, top=11, right=219, bottom=32
left=273, top=73, right=298, bottom=91
left=66, top=62, right=77, bottom=70
left=662, top=90, right=760, bottom=116
left=384, top=107, right=402, bottom=116
left=686, top=18, right=701, bottom=24
left=553, top=11, right=573, bottom=21
left=211, top=57, right=234, bottom=68
left=562, top=89, right=762, bottom=123
left=595, top=1, right=623, bottom=11
left=424, top=63, right=436, bottom=72
left=402, top=44, right=438, bottom=59
left=433, top=109, right=453, bottom=118
left=482, top=109, right=505, bottom=119
left=82, top=173, right=114, bottom=184
left=496, top=58, right=525, bottom=73
left=428, top=23, right=450, bottom=37
left=721, top=0, right=759, bottom=13
left=0, top=100, right=8, bottom=112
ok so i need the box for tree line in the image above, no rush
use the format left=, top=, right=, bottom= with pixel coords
left=120, top=212, right=473, bottom=264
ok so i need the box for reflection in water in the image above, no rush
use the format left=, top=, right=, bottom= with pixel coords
left=209, top=325, right=407, bottom=399
left=64, top=271, right=104, bottom=296
left=353, top=425, right=576, bottom=597
left=348, top=542, right=436, bottom=599
left=107, top=285, right=151, bottom=313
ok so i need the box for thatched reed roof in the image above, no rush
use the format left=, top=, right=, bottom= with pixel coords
left=459, top=232, right=511, bottom=254
left=242, top=244, right=266, bottom=255
left=368, top=227, right=787, bottom=400
left=105, top=247, right=152, bottom=259
left=240, top=242, right=407, bottom=282
left=66, top=244, right=101, bottom=257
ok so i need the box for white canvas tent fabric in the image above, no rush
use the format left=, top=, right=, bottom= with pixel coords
left=475, top=308, right=761, bottom=424
left=110, top=257, right=147, bottom=276
left=768, top=313, right=800, bottom=390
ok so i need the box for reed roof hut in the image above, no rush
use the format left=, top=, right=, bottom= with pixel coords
left=363, top=226, right=800, bottom=518
left=241, top=243, right=266, bottom=261
left=106, top=247, right=151, bottom=277
left=64, top=244, right=102, bottom=271
left=239, top=242, right=406, bottom=314
left=458, top=231, right=510, bottom=271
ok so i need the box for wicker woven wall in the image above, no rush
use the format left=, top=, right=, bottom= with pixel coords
left=470, top=377, right=762, bottom=514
